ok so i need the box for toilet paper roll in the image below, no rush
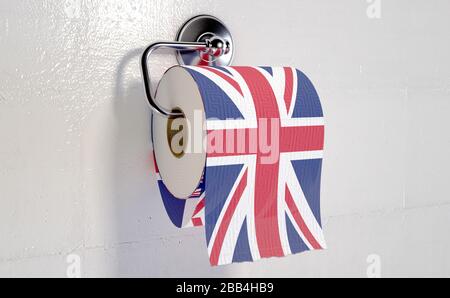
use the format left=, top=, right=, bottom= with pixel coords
left=152, top=66, right=326, bottom=266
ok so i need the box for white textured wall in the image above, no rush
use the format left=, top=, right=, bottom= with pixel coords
left=1, top=0, right=449, bottom=277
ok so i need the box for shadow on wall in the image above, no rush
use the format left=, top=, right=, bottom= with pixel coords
left=112, top=49, right=232, bottom=276
left=113, top=48, right=155, bottom=276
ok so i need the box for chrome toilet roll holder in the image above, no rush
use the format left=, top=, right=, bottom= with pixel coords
left=141, top=15, right=234, bottom=117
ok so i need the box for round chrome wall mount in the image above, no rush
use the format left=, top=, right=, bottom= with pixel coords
left=176, top=15, right=234, bottom=67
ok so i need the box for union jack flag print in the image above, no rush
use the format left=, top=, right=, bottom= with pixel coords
left=153, top=66, right=326, bottom=266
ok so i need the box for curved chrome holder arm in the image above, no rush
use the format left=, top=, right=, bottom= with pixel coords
left=141, top=41, right=208, bottom=117
left=141, top=15, right=233, bottom=117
